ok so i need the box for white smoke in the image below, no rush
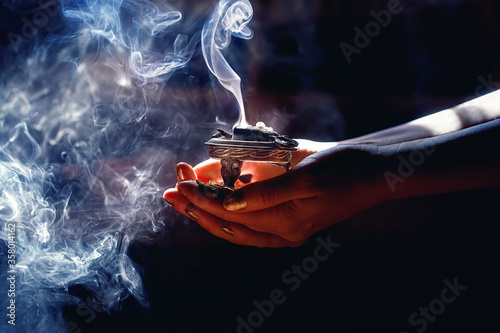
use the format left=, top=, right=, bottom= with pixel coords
left=202, top=0, right=253, bottom=128
left=0, top=0, right=220, bottom=332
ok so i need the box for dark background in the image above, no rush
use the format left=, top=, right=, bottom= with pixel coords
left=1, top=0, right=499, bottom=332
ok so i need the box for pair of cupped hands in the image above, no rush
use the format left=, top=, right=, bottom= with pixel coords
left=164, top=140, right=391, bottom=247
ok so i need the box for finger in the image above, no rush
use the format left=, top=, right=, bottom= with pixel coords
left=184, top=203, right=303, bottom=248
left=176, top=162, right=197, bottom=181
left=222, top=168, right=318, bottom=212
left=167, top=185, right=304, bottom=245
left=177, top=180, right=225, bottom=210
left=163, top=188, right=195, bottom=219
left=176, top=180, right=280, bottom=234
left=176, top=180, right=316, bottom=240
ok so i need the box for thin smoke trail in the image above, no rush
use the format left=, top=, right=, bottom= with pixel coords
left=202, top=0, right=253, bottom=128
left=0, top=0, right=253, bottom=332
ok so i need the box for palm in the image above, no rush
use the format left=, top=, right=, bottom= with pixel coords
left=194, top=159, right=286, bottom=185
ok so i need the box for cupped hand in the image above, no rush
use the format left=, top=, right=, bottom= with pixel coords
left=164, top=144, right=391, bottom=248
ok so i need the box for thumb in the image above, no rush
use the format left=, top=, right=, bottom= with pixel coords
left=222, top=168, right=313, bottom=212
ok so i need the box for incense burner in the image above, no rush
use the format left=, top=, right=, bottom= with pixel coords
left=204, top=123, right=298, bottom=190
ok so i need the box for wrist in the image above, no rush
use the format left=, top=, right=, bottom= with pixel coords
left=304, top=144, right=395, bottom=207
left=292, top=139, right=338, bottom=166
left=359, top=149, right=400, bottom=206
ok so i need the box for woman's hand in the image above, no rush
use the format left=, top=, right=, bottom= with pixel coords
left=164, top=145, right=392, bottom=248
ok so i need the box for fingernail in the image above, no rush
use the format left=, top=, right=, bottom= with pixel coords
left=185, top=204, right=198, bottom=221
left=223, top=194, right=247, bottom=211
left=164, top=198, right=175, bottom=207
left=221, top=227, right=235, bottom=236
left=176, top=164, right=185, bottom=181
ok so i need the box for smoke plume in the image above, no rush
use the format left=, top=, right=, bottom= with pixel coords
left=0, top=0, right=252, bottom=332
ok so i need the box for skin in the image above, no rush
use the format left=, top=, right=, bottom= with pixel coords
left=164, top=90, right=500, bottom=248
